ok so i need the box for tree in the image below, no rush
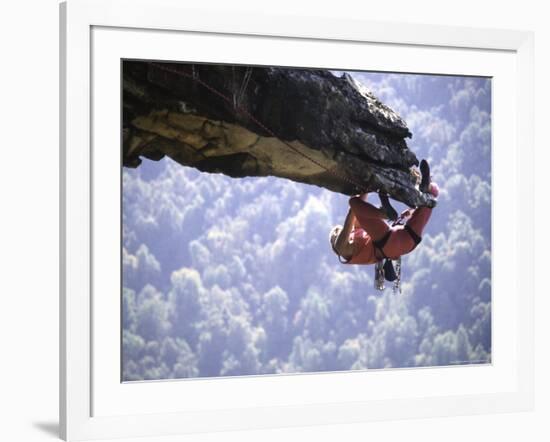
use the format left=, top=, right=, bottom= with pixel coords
left=261, top=286, right=290, bottom=358
left=168, top=268, right=205, bottom=347
left=135, top=285, right=169, bottom=341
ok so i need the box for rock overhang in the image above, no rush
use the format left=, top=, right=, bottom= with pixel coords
left=122, top=61, right=436, bottom=208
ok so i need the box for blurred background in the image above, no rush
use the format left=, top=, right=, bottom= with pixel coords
left=122, top=70, right=492, bottom=381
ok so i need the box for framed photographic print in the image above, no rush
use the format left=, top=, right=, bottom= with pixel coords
left=60, top=0, right=534, bottom=440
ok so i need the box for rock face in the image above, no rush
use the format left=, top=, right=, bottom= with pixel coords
left=123, top=61, right=436, bottom=208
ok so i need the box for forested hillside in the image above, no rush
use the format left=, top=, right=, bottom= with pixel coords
left=122, top=72, right=492, bottom=381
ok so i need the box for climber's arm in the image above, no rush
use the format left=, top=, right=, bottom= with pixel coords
left=335, top=208, right=356, bottom=258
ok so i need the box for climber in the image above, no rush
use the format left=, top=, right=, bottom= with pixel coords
left=329, top=159, right=439, bottom=266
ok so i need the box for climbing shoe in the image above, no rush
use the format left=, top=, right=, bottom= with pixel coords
left=378, top=193, right=398, bottom=221
left=419, top=159, right=431, bottom=193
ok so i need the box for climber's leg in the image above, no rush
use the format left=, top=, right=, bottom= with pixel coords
left=348, top=194, right=390, bottom=241
left=406, top=207, right=433, bottom=237
left=381, top=207, right=432, bottom=259
left=383, top=229, right=410, bottom=259
left=384, top=174, right=439, bottom=258
left=408, top=174, right=438, bottom=236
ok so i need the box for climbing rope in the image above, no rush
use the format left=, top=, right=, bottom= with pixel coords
left=149, top=62, right=368, bottom=194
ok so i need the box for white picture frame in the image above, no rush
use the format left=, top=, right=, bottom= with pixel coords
left=60, top=0, right=534, bottom=440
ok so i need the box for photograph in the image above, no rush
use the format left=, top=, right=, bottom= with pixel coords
left=121, top=60, right=492, bottom=381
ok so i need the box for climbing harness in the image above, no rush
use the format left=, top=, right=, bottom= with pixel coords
left=403, top=224, right=422, bottom=246
left=148, top=62, right=368, bottom=194
left=372, top=214, right=422, bottom=294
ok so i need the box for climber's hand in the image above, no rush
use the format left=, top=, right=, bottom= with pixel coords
left=429, top=182, right=440, bottom=198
